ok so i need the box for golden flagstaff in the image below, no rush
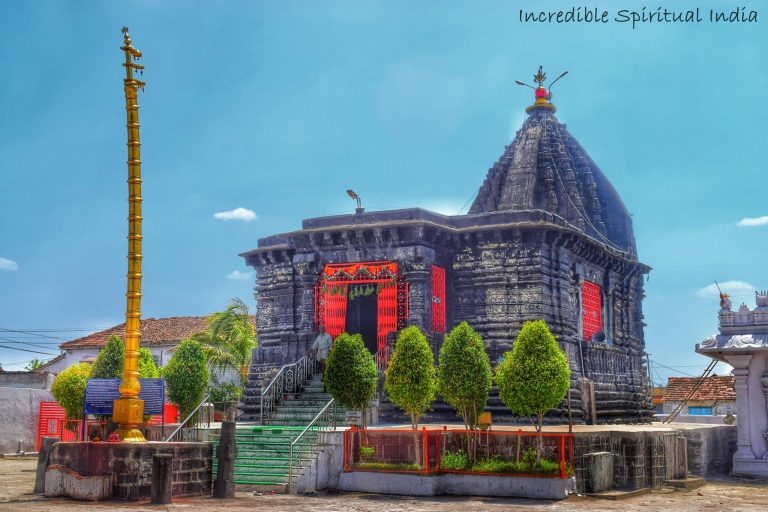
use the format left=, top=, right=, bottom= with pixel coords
left=112, top=27, right=147, bottom=442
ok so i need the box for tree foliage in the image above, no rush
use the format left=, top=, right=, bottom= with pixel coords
left=51, top=362, right=92, bottom=427
left=24, top=359, right=44, bottom=371
left=90, top=335, right=124, bottom=379
left=495, top=320, right=571, bottom=432
left=324, top=333, right=377, bottom=426
left=164, top=339, right=209, bottom=421
left=90, top=335, right=159, bottom=379
left=437, top=321, right=491, bottom=431
left=192, top=297, right=257, bottom=390
left=138, top=347, right=160, bottom=378
left=385, top=326, right=436, bottom=429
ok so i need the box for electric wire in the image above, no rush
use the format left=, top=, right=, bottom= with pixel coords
left=0, top=344, right=58, bottom=356
left=0, top=337, right=62, bottom=349
left=0, top=327, right=68, bottom=341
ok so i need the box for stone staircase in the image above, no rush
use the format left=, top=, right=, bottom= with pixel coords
left=213, top=425, right=302, bottom=491
left=215, top=374, right=344, bottom=493
left=266, top=373, right=346, bottom=426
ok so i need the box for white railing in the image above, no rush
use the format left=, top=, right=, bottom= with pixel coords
left=260, top=348, right=318, bottom=425
left=288, top=398, right=337, bottom=491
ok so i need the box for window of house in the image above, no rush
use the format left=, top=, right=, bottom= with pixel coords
left=688, top=406, right=713, bottom=416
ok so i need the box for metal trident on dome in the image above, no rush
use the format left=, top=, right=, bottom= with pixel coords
left=515, top=66, right=568, bottom=114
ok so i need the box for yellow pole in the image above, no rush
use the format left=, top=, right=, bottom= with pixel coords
left=112, top=27, right=147, bottom=442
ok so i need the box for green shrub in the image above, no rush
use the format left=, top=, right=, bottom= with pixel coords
left=90, top=336, right=159, bottom=379
left=437, top=322, right=491, bottom=431
left=440, top=449, right=468, bottom=471
left=522, top=447, right=538, bottom=467
left=470, top=458, right=527, bottom=474
left=495, top=320, right=571, bottom=431
left=90, top=336, right=124, bottom=379
left=534, top=459, right=560, bottom=475
left=51, top=363, right=92, bottom=429
left=138, top=347, right=160, bottom=378
left=384, top=326, right=436, bottom=430
left=360, top=445, right=375, bottom=461
left=324, top=333, right=377, bottom=427
left=164, top=339, right=209, bottom=421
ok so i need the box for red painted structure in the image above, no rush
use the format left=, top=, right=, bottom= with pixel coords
left=315, top=261, right=409, bottom=353
left=581, top=280, right=602, bottom=341
left=343, top=427, right=574, bottom=479
left=431, top=265, right=446, bottom=333
left=37, top=401, right=179, bottom=448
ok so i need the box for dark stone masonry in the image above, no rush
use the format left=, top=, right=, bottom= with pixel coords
left=45, top=442, right=212, bottom=500
left=240, top=77, right=652, bottom=424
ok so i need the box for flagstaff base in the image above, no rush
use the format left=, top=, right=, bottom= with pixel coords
left=113, top=397, right=146, bottom=442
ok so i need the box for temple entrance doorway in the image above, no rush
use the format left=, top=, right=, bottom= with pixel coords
left=345, top=292, right=378, bottom=354
left=315, top=261, right=409, bottom=368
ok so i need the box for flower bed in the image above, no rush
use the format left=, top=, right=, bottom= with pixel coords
left=343, top=428, right=574, bottom=479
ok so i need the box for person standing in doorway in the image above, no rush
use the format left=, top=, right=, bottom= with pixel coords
left=312, top=325, right=333, bottom=374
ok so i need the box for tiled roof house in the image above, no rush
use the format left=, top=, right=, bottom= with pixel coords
left=662, top=375, right=736, bottom=416
left=38, top=316, right=210, bottom=374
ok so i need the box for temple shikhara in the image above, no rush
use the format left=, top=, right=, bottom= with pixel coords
left=240, top=68, right=652, bottom=423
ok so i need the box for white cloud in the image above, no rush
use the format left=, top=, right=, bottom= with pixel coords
left=0, top=257, right=18, bottom=271
left=737, top=215, right=768, bottom=227
left=227, top=270, right=253, bottom=281
left=695, top=280, right=755, bottom=299
left=213, top=207, right=257, bottom=222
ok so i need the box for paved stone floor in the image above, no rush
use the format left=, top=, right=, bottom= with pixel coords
left=3, top=457, right=768, bottom=511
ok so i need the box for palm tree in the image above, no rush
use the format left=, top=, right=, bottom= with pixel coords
left=193, top=298, right=257, bottom=392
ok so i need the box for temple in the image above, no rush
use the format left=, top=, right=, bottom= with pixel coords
left=240, top=68, right=652, bottom=424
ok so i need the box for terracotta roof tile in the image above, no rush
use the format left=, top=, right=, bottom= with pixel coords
left=663, top=375, right=735, bottom=402
left=60, top=316, right=210, bottom=349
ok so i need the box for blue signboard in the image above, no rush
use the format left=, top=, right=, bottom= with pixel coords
left=84, top=378, right=165, bottom=415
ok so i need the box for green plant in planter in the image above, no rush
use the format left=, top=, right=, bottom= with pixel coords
left=360, top=445, right=375, bottom=461
left=440, top=449, right=469, bottom=471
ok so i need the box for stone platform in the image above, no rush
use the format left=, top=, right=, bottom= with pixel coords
left=45, top=441, right=211, bottom=501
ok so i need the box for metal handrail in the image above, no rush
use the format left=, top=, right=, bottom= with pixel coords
left=260, top=348, right=318, bottom=424
left=165, top=391, right=211, bottom=442
left=288, top=398, right=336, bottom=490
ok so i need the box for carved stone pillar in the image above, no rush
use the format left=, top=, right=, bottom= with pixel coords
left=728, top=354, right=755, bottom=461
left=760, top=371, right=768, bottom=460
left=293, top=259, right=318, bottom=335
left=404, top=261, right=430, bottom=330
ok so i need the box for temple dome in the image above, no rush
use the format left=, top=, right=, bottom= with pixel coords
left=469, top=79, right=636, bottom=256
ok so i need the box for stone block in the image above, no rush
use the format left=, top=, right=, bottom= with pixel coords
left=45, top=466, right=113, bottom=501
left=151, top=453, right=173, bottom=504
left=583, top=451, right=614, bottom=493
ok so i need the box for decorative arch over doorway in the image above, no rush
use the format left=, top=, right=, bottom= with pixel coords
left=314, top=261, right=409, bottom=357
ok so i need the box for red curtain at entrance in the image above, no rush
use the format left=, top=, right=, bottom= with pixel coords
left=581, top=280, right=602, bottom=341
left=377, top=283, right=398, bottom=353
left=324, top=284, right=348, bottom=338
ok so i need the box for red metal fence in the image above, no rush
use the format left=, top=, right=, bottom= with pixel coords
left=343, top=427, right=574, bottom=479
left=37, top=401, right=180, bottom=448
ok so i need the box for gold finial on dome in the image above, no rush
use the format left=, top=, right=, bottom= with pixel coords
left=515, top=66, right=568, bottom=114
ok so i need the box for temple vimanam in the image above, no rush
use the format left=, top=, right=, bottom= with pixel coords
left=239, top=69, right=652, bottom=424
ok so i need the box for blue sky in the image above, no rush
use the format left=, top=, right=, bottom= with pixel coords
left=0, top=1, right=765, bottom=384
